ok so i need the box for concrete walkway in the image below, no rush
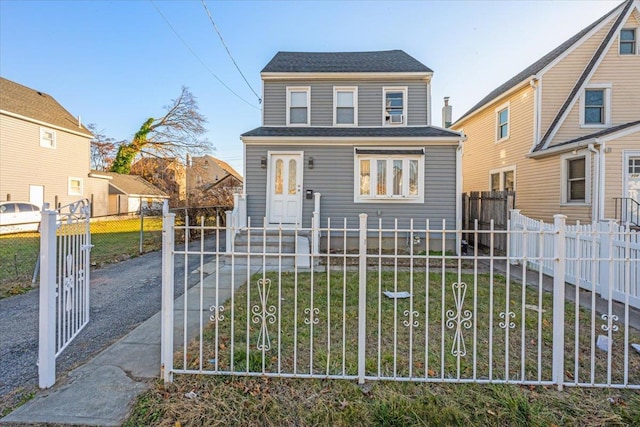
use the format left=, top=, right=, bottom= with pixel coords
left=1, top=262, right=258, bottom=427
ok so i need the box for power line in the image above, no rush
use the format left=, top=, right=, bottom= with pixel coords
left=149, top=0, right=259, bottom=111
left=200, top=0, right=261, bottom=104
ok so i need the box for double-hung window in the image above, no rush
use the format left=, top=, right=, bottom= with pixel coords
left=286, top=87, right=310, bottom=126
left=383, top=87, right=407, bottom=125
left=40, top=127, right=56, bottom=149
left=581, top=84, right=611, bottom=127
left=495, top=103, right=509, bottom=142
left=561, top=152, right=590, bottom=204
left=334, top=87, right=357, bottom=126
left=489, top=166, right=515, bottom=192
left=620, top=28, right=637, bottom=55
left=355, top=148, right=423, bottom=202
left=68, top=177, right=83, bottom=196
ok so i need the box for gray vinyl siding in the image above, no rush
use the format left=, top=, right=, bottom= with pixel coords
left=263, top=80, right=429, bottom=127
left=0, top=114, right=91, bottom=208
left=245, top=143, right=456, bottom=230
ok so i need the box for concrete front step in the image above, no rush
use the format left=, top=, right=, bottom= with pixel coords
left=228, top=233, right=312, bottom=267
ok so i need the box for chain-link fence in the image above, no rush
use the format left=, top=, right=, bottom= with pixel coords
left=0, top=205, right=231, bottom=297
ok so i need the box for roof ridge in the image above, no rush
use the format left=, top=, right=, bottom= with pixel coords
left=534, top=0, right=636, bottom=151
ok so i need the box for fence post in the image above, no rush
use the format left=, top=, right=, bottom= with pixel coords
left=226, top=210, right=233, bottom=253
left=552, top=214, right=566, bottom=390
left=38, top=208, right=57, bottom=389
left=139, top=197, right=144, bottom=255
left=357, top=213, right=368, bottom=384
left=597, top=220, right=613, bottom=299
left=312, top=192, right=321, bottom=256
left=161, top=212, right=175, bottom=383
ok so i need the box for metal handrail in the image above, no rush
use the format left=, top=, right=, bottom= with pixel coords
left=613, top=197, right=640, bottom=226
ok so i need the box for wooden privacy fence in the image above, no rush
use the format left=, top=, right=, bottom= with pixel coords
left=463, top=191, right=515, bottom=251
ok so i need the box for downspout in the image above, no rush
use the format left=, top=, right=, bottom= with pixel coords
left=456, top=138, right=465, bottom=254
left=588, top=142, right=600, bottom=222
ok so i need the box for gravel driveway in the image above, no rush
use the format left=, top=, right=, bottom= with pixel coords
left=0, top=236, right=221, bottom=410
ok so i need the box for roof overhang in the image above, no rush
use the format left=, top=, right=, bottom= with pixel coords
left=451, top=77, right=534, bottom=128
left=261, top=71, right=433, bottom=81
left=0, top=109, right=94, bottom=139
left=241, top=135, right=462, bottom=145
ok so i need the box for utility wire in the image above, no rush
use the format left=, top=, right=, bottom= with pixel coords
left=149, top=0, right=259, bottom=110
left=201, top=0, right=262, bottom=103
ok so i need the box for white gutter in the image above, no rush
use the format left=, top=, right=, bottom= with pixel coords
left=261, top=71, right=433, bottom=81
left=588, top=143, right=600, bottom=222
left=455, top=137, right=466, bottom=255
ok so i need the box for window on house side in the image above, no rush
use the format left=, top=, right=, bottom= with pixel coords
left=357, top=155, right=423, bottom=201
left=335, top=89, right=356, bottom=125
left=620, top=29, right=637, bottom=55
left=68, top=177, right=83, bottom=196
left=567, top=157, right=586, bottom=202
left=491, top=173, right=500, bottom=191
left=40, top=128, right=56, bottom=149
left=497, top=107, right=509, bottom=140
left=503, top=170, right=514, bottom=192
left=584, top=89, right=605, bottom=124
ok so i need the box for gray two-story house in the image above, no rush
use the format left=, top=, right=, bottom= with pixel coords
left=239, top=50, right=464, bottom=251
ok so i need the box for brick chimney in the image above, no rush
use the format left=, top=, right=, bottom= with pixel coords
left=442, top=97, right=452, bottom=128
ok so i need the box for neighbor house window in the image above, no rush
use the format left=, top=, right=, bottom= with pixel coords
left=40, top=127, right=56, bottom=149
left=334, top=87, right=357, bottom=126
left=383, top=87, right=407, bottom=125
left=561, top=153, right=590, bottom=204
left=68, top=177, right=83, bottom=196
left=286, top=86, right=310, bottom=125
left=355, top=148, right=423, bottom=202
left=496, top=105, right=509, bottom=141
left=620, top=28, right=637, bottom=55
left=489, top=166, right=515, bottom=192
left=580, top=84, right=611, bottom=126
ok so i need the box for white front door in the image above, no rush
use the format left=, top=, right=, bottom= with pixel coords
left=267, top=152, right=303, bottom=225
left=625, top=154, right=640, bottom=222
left=29, top=185, right=44, bottom=208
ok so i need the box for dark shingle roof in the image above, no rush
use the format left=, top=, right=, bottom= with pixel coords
left=0, top=77, right=93, bottom=137
left=241, top=126, right=461, bottom=138
left=99, top=172, right=168, bottom=198
left=454, top=1, right=622, bottom=125
left=261, top=50, right=432, bottom=73
left=552, top=120, right=640, bottom=148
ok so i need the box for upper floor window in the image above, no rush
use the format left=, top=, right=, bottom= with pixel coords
left=334, top=87, right=357, bottom=126
left=580, top=84, right=611, bottom=127
left=40, top=127, right=56, bottom=149
left=495, top=103, right=509, bottom=142
left=355, top=148, right=423, bottom=203
left=620, top=28, right=637, bottom=55
left=383, top=87, right=407, bottom=126
left=68, top=177, right=83, bottom=196
left=286, top=86, right=310, bottom=126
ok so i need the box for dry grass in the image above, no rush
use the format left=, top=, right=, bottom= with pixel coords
left=126, top=270, right=640, bottom=426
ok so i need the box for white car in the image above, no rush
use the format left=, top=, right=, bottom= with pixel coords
left=0, top=202, right=41, bottom=234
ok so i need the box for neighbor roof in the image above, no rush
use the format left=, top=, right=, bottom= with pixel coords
left=0, top=77, right=93, bottom=137
left=453, top=1, right=623, bottom=126
left=199, top=155, right=243, bottom=181
left=241, top=126, right=461, bottom=139
left=100, top=172, right=169, bottom=198
left=261, top=50, right=433, bottom=73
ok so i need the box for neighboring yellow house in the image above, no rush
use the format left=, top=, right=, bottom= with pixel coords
left=453, top=0, right=640, bottom=226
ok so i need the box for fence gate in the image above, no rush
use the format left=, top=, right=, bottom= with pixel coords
left=38, top=200, right=92, bottom=388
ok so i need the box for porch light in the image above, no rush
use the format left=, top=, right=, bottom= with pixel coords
left=260, top=156, right=267, bottom=168
left=308, top=157, right=314, bottom=169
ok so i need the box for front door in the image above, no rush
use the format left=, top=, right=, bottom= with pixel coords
left=625, top=154, right=640, bottom=223
left=267, top=152, right=303, bottom=225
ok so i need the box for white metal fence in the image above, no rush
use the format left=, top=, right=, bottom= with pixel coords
left=510, top=210, right=640, bottom=309
left=161, top=213, right=640, bottom=389
left=38, top=200, right=92, bottom=388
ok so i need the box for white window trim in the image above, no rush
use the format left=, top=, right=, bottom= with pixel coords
left=68, top=177, right=83, bottom=196
left=622, top=150, right=640, bottom=198
left=40, top=127, right=57, bottom=149
left=382, top=86, right=408, bottom=126
left=619, top=27, right=638, bottom=56
left=488, top=165, right=516, bottom=191
left=286, top=86, right=310, bottom=126
left=333, top=86, right=358, bottom=126
left=560, top=151, right=591, bottom=206
left=353, top=148, right=424, bottom=203
left=579, top=83, right=612, bottom=128
left=494, top=102, right=510, bottom=143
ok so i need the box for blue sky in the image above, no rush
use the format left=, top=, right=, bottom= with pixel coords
left=0, top=0, right=618, bottom=175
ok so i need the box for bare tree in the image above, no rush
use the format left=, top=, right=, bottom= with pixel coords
left=111, top=87, right=210, bottom=174
left=88, top=124, right=118, bottom=171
